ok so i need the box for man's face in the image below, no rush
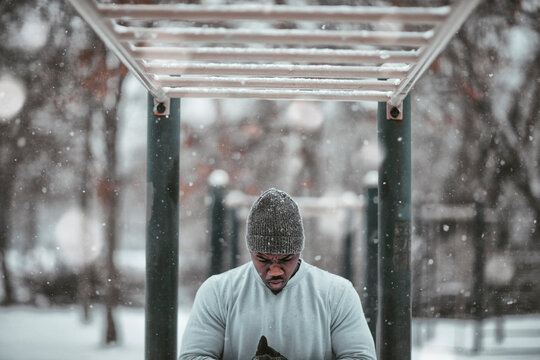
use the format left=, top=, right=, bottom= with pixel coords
left=250, top=252, right=301, bottom=294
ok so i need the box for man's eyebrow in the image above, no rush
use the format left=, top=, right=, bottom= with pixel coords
left=255, top=254, right=293, bottom=261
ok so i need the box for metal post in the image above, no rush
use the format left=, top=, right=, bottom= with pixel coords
left=472, top=201, right=485, bottom=353
left=146, top=94, right=180, bottom=360
left=411, top=202, right=427, bottom=346
left=377, top=94, right=411, bottom=360
left=341, top=210, right=354, bottom=283
left=208, top=169, right=229, bottom=276
left=425, top=220, right=437, bottom=341
left=229, top=208, right=240, bottom=269
left=364, top=184, right=378, bottom=342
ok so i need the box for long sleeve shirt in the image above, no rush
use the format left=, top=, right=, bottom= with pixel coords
left=179, top=260, right=376, bottom=360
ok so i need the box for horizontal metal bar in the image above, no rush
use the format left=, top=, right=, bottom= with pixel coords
left=99, top=3, right=450, bottom=24
left=144, top=62, right=410, bottom=79
left=132, top=46, right=420, bottom=64
left=389, top=0, right=482, bottom=106
left=154, top=76, right=400, bottom=91
left=163, top=87, right=391, bottom=102
left=118, top=26, right=432, bottom=47
left=67, top=0, right=166, bottom=100
left=226, top=192, right=365, bottom=211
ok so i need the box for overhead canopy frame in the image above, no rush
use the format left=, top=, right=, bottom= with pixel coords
left=68, top=0, right=480, bottom=105
left=66, top=2, right=481, bottom=360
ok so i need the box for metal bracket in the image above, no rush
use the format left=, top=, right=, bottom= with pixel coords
left=387, top=102, right=403, bottom=121
left=153, top=97, right=170, bottom=117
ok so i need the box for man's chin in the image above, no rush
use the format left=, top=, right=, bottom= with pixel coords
left=266, top=279, right=285, bottom=292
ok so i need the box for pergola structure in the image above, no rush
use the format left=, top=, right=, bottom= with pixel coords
left=67, top=1, right=481, bottom=359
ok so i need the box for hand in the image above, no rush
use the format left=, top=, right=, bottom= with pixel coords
left=252, top=336, right=288, bottom=360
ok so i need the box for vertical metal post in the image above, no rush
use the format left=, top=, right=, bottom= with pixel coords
left=425, top=220, right=437, bottom=341
left=472, top=201, right=485, bottom=353
left=411, top=203, right=427, bottom=346
left=364, top=184, right=378, bottom=342
left=377, top=94, right=411, bottom=360
left=229, top=208, right=240, bottom=269
left=208, top=170, right=229, bottom=276
left=341, top=210, right=354, bottom=283
left=146, top=94, right=180, bottom=360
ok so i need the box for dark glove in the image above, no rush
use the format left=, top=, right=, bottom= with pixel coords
left=252, top=335, right=288, bottom=360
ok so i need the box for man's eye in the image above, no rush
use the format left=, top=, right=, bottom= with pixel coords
left=258, top=258, right=270, bottom=263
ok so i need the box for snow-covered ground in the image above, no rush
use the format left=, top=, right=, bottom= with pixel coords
left=412, top=316, right=540, bottom=360
left=0, top=306, right=190, bottom=360
left=1, top=306, right=539, bottom=360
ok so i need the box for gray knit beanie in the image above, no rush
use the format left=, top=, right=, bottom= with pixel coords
left=246, top=188, right=305, bottom=254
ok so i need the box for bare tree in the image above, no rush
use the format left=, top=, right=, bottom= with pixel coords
left=0, top=0, right=77, bottom=304
left=421, top=0, right=540, bottom=246
left=78, top=39, right=128, bottom=344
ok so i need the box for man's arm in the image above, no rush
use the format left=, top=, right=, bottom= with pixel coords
left=179, top=277, right=225, bottom=360
left=330, top=281, right=377, bottom=360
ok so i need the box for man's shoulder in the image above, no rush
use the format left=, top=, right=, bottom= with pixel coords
left=215, top=261, right=252, bottom=278
left=200, top=262, right=253, bottom=291
left=302, top=261, right=353, bottom=290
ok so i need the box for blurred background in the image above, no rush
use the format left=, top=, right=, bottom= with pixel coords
left=0, top=0, right=539, bottom=359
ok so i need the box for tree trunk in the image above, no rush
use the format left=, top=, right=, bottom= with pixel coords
left=102, top=102, right=121, bottom=345
left=105, top=304, right=118, bottom=344
left=0, top=144, right=17, bottom=305
left=78, top=109, right=93, bottom=323
left=104, top=182, right=119, bottom=344
left=0, top=249, right=14, bottom=305
left=79, top=37, right=127, bottom=344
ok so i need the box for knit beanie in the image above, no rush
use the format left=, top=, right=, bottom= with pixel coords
left=246, top=188, right=305, bottom=254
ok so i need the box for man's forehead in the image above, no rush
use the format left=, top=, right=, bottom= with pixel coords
left=254, top=252, right=295, bottom=259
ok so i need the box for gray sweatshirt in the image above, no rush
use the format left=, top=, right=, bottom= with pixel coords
left=179, top=260, right=376, bottom=360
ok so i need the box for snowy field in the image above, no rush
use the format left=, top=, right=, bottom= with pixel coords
left=412, top=316, right=540, bottom=360
left=0, top=306, right=190, bottom=360
left=1, top=306, right=539, bottom=360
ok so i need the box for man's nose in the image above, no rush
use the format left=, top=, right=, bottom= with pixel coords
left=268, top=264, right=284, bottom=276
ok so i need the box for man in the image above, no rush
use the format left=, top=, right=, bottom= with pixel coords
left=179, top=188, right=376, bottom=360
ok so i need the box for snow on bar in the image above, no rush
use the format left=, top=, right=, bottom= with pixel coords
left=98, top=3, right=450, bottom=24
left=68, top=0, right=481, bottom=104
left=163, top=88, right=392, bottom=102
left=131, top=47, right=421, bottom=64
left=144, top=62, right=410, bottom=79
left=154, top=76, right=400, bottom=91
left=116, top=27, right=433, bottom=47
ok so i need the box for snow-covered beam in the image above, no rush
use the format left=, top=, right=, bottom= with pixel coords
left=154, top=76, right=400, bottom=91
left=144, top=62, right=410, bottom=79
left=162, top=88, right=391, bottom=102
left=99, top=3, right=450, bottom=24
left=132, top=47, right=420, bottom=64
left=117, top=27, right=432, bottom=47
